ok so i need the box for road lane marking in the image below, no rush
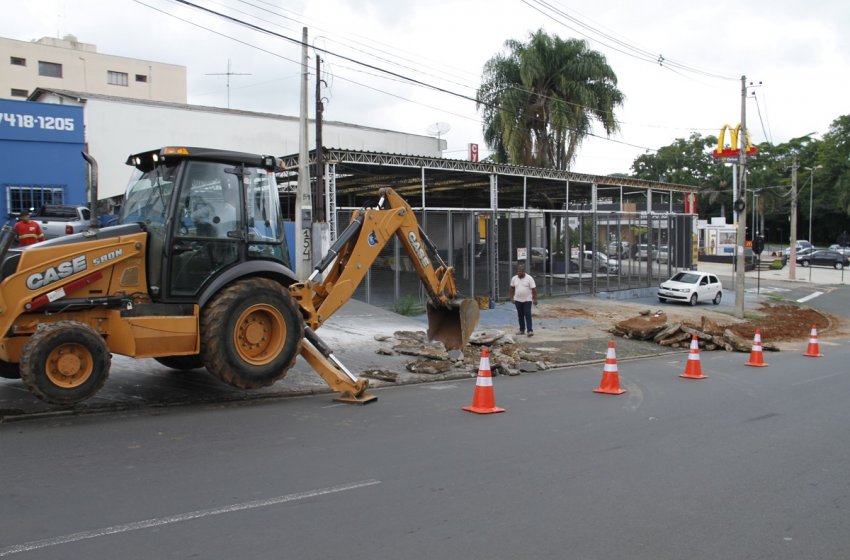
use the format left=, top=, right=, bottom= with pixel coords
left=791, top=372, right=845, bottom=386
left=0, top=479, right=381, bottom=557
left=746, top=286, right=790, bottom=294
left=796, top=291, right=823, bottom=303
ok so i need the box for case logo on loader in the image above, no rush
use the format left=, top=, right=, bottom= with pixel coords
left=407, top=231, right=431, bottom=269
left=26, top=255, right=87, bottom=290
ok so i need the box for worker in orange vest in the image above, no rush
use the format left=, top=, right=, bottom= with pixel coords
left=14, top=210, right=45, bottom=246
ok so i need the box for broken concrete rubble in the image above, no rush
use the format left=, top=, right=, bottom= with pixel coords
left=361, top=369, right=399, bottom=382
left=611, top=312, right=779, bottom=352
left=393, top=340, right=449, bottom=360
left=468, top=330, right=506, bottom=346
left=405, top=359, right=454, bottom=374
left=362, top=328, right=552, bottom=382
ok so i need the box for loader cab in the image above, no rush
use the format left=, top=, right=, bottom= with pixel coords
left=119, top=147, right=290, bottom=301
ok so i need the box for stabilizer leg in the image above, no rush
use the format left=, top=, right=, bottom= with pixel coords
left=299, top=328, right=377, bottom=405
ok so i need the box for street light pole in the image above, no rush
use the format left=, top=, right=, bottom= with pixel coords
left=806, top=165, right=823, bottom=282
left=734, top=76, right=748, bottom=319
left=806, top=165, right=822, bottom=246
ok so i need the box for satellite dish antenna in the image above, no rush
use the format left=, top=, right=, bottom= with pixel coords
left=426, top=122, right=451, bottom=155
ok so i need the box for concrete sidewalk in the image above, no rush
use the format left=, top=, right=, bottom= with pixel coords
left=696, top=260, right=850, bottom=286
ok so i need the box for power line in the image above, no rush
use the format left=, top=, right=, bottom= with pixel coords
left=166, top=0, right=660, bottom=154
left=176, top=0, right=728, bottom=142
left=522, top=0, right=738, bottom=81
left=752, top=91, right=773, bottom=145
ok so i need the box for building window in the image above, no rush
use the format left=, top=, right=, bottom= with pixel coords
left=38, top=61, right=63, bottom=78
left=10, top=56, right=26, bottom=66
left=10, top=89, right=28, bottom=97
left=107, top=71, right=128, bottom=86
left=135, top=74, right=148, bottom=83
left=7, top=185, right=65, bottom=215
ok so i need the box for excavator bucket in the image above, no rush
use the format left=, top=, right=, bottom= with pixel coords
left=426, top=298, right=480, bottom=350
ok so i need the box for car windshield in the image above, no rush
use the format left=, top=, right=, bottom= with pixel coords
left=671, top=272, right=700, bottom=284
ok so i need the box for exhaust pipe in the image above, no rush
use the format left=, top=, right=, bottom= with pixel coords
left=81, top=152, right=99, bottom=229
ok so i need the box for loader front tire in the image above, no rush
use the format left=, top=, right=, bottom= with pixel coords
left=154, top=355, right=205, bottom=371
left=200, top=278, right=303, bottom=389
left=20, top=321, right=111, bottom=405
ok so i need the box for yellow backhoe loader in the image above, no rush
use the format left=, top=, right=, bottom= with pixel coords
left=0, top=147, right=479, bottom=405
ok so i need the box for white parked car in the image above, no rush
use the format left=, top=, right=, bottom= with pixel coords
left=530, top=247, right=549, bottom=263
left=658, top=271, right=723, bottom=306
left=828, top=244, right=850, bottom=256
left=656, top=245, right=670, bottom=263
left=783, top=240, right=813, bottom=257
left=636, top=243, right=656, bottom=261
left=581, top=250, right=619, bottom=273
left=607, top=241, right=632, bottom=259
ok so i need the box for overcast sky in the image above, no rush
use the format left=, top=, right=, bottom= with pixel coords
left=4, top=0, right=848, bottom=176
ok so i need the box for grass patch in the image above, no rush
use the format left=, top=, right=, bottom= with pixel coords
left=766, top=293, right=786, bottom=302
left=393, top=295, right=425, bottom=316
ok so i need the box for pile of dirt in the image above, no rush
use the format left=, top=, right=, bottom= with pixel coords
left=529, top=298, right=844, bottom=350
left=726, top=303, right=833, bottom=341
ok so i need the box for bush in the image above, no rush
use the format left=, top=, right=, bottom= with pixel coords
left=770, top=259, right=785, bottom=270
left=393, top=295, right=424, bottom=316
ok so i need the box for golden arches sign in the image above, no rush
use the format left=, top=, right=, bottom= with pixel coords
left=713, top=123, right=757, bottom=158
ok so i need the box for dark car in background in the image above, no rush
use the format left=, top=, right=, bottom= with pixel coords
left=797, top=250, right=850, bottom=270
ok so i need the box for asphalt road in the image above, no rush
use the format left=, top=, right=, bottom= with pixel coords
left=3, top=337, right=850, bottom=559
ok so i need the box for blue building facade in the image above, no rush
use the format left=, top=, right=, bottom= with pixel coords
left=0, top=99, right=86, bottom=222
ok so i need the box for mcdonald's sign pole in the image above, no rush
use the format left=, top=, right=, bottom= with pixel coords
left=734, top=75, right=748, bottom=319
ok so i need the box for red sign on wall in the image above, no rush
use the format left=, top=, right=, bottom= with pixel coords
left=468, top=143, right=479, bottom=162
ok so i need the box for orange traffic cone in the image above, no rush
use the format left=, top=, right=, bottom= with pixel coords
left=803, top=325, right=823, bottom=357
left=594, top=340, right=626, bottom=395
left=680, top=335, right=707, bottom=379
left=463, top=348, right=505, bottom=414
left=745, top=329, right=768, bottom=367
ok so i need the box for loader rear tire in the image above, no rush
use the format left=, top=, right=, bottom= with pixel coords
left=20, top=321, right=111, bottom=405
left=0, top=360, right=21, bottom=379
left=154, top=355, right=205, bottom=371
left=200, top=278, right=303, bottom=389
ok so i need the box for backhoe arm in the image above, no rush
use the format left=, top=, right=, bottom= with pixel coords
left=289, top=188, right=478, bottom=349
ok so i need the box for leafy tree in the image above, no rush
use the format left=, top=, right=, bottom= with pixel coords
left=631, top=133, right=731, bottom=218
left=819, top=115, right=850, bottom=216
left=628, top=119, right=850, bottom=245
left=477, top=30, right=624, bottom=170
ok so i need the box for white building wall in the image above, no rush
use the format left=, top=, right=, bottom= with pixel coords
left=36, top=92, right=441, bottom=199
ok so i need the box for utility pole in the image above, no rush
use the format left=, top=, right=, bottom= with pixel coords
left=731, top=163, right=737, bottom=225
left=789, top=156, right=799, bottom=280
left=315, top=54, right=325, bottom=223
left=295, top=27, right=313, bottom=280
left=734, top=75, right=748, bottom=319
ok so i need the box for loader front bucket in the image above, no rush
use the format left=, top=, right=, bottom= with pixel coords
left=426, top=298, right=480, bottom=350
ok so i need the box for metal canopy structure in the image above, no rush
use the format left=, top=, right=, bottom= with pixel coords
left=277, top=148, right=700, bottom=306
left=279, top=148, right=698, bottom=215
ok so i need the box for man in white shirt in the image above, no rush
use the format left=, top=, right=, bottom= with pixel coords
left=508, top=264, right=538, bottom=336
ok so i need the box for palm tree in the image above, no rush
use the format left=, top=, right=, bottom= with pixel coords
left=477, top=30, right=624, bottom=170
